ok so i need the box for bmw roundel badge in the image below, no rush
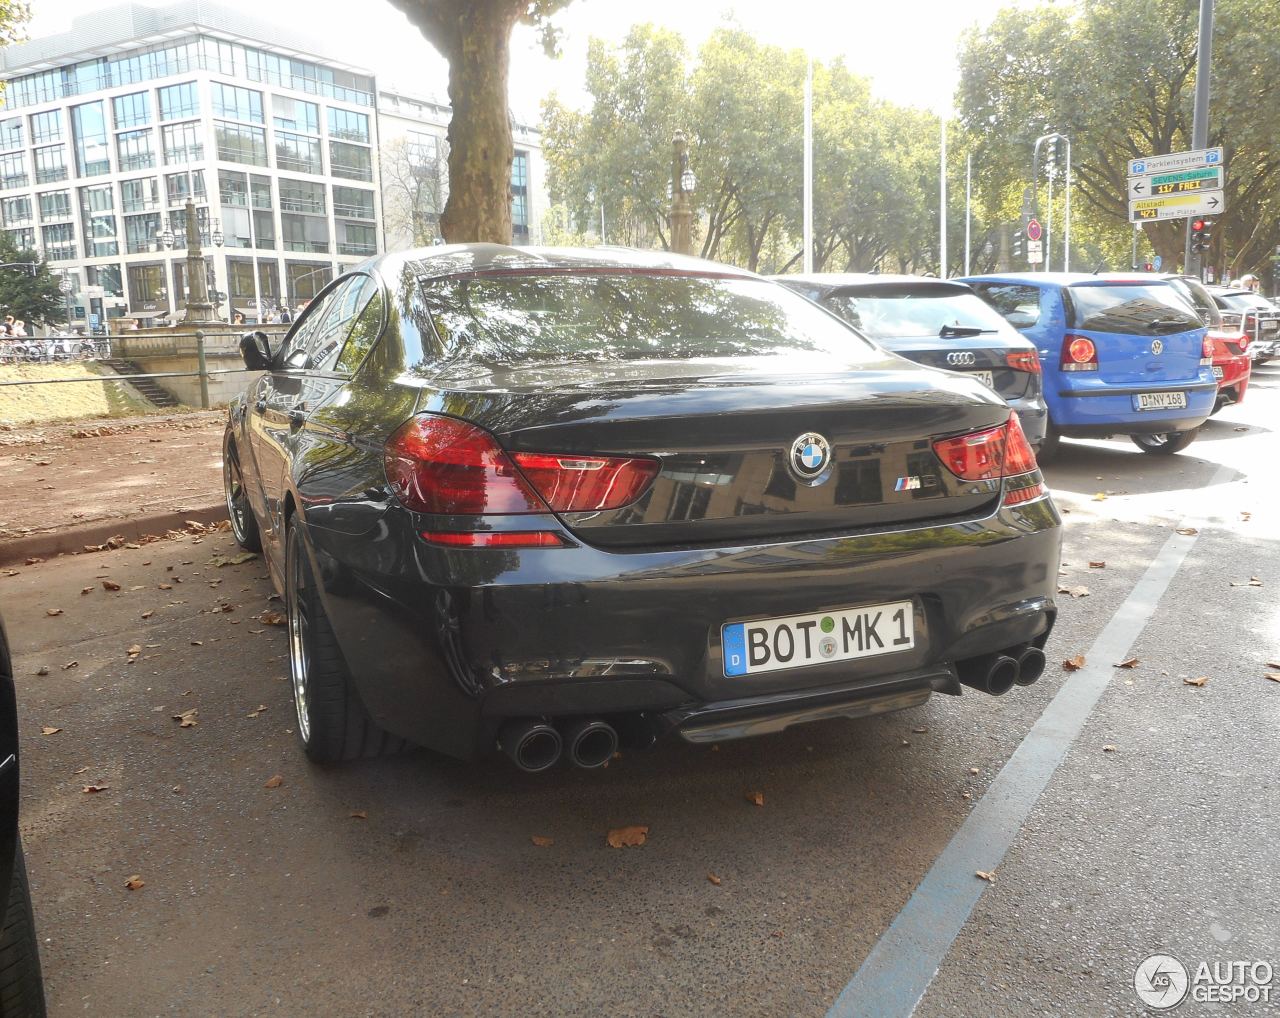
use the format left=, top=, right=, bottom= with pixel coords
left=790, top=432, right=832, bottom=482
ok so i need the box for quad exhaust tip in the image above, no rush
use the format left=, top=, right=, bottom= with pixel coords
left=1015, top=645, right=1047, bottom=686
left=562, top=718, right=618, bottom=769
left=957, top=652, right=1021, bottom=696
left=499, top=719, right=563, bottom=773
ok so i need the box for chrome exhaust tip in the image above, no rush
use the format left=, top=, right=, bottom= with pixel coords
left=498, top=719, right=563, bottom=773
left=562, top=718, right=618, bottom=769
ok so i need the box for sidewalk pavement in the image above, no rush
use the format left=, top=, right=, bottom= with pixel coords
left=0, top=411, right=228, bottom=566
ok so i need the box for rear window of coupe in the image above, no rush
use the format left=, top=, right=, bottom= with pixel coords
left=415, top=271, right=884, bottom=367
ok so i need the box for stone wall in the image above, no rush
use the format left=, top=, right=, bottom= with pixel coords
left=112, top=325, right=290, bottom=407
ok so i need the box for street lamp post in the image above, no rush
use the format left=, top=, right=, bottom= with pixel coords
left=58, top=275, right=74, bottom=334
left=669, top=130, right=696, bottom=257
left=157, top=202, right=223, bottom=323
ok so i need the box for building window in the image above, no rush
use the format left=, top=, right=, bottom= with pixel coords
left=338, top=222, right=376, bottom=257
left=37, top=190, right=72, bottom=221
left=215, top=121, right=267, bottom=166
left=120, top=177, right=159, bottom=214
left=166, top=170, right=206, bottom=205
left=253, top=209, right=275, bottom=249
left=79, top=183, right=119, bottom=257
left=223, top=207, right=251, bottom=248
left=124, top=212, right=161, bottom=254
left=327, top=108, right=369, bottom=143
left=281, top=213, right=329, bottom=253
left=406, top=130, right=439, bottom=167
left=0, top=118, right=22, bottom=150
left=0, top=153, right=27, bottom=190
left=5, top=228, right=35, bottom=249
left=41, top=222, right=77, bottom=261
left=512, top=150, right=529, bottom=240
left=31, top=110, right=62, bottom=144
left=333, top=186, right=375, bottom=220
left=329, top=141, right=372, bottom=181
left=33, top=146, right=67, bottom=184
left=71, top=101, right=111, bottom=177
left=219, top=169, right=249, bottom=207
left=112, top=92, right=150, bottom=129
left=211, top=83, right=263, bottom=124
left=127, top=262, right=167, bottom=307
left=158, top=83, right=200, bottom=121
left=162, top=122, right=203, bottom=164
left=273, top=96, right=319, bottom=135
left=275, top=132, right=322, bottom=174
left=278, top=178, right=325, bottom=214
left=286, top=261, right=332, bottom=302
left=1, top=196, right=31, bottom=226
left=88, top=263, right=124, bottom=298
left=116, top=128, right=155, bottom=171
left=250, top=174, right=272, bottom=210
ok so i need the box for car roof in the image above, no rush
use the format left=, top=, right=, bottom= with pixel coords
left=362, top=244, right=760, bottom=283
left=772, top=273, right=969, bottom=293
left=961, top=272, right=1177, bottom=288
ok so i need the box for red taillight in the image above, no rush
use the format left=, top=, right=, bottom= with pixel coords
left=1061, top=334, right=1097, bottom=372
left=1238, top=332, right=1250, bottom=350
left=383, top=415, right=547, bottom=515
left=420, top=531, right=566, bottom=548
left=509, top=452, right=659, bottom=513
left=932, top=413, right=1042, bottom=507
left=1005, top=350, right=1042, bottom=374
left=1245, top=313, right=1258, bottom=335
left=1201, top=336, right=1214, bottom=364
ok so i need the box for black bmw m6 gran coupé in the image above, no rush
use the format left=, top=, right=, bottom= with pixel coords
left=224, top=245, right=1062, bottom=772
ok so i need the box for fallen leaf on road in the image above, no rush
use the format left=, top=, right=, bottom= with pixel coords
left=975, top=870, right=996, bottom=882
left=246, top=705, right=269, bottom=718
left=141, top=611, right=154, bottom=619
left=1088, top=561, right=1106, bottom=569
left=969, top=767, right=980, bottom=775
left=171, top=709, right=198, bottom=727
left=529, top=835, right=553, bottom=847
left=34, top=666, right=49, bottom=676
left=126, top=644, right=141, bottom=658
left=73, top=766, right=88, bottom=775
left=46, top=608, right=63, bottom=616
left=1175, top=527, right=1198, bottom=536
left=1115, top=657, right=1140, bottom=669
left=124, top=875, right=145, bottom=890
left=961, top=791, right=973, bottom=800
left=1103, top=744, right=1117, bottom=753
left=1269, top=662, right=1280, bottom=670
left=263, top=774, right=284, bottom=788
left=102, top=580, right=121, bottom=591
left=213, top=552, right=259, bottom=567
left=1057, top=585, right=1089, bottom=598
left=190, top=640, right=203, bottom=646
left=606, top=825, right=648, bottom=848
left=82, top=783, right=109, bottom=793
left=912, top=726, right=929, bottom=734
left=260, top=610, right=286, bottom=626
left=40, top=726, right=61, bottom=736
left=158, top=583, right=172, bottom=590
left=80, top=586, right=93, bottom=595
left=61, top=661, right=78, bottom=671
left=1265, top=673, right=1280, bottom=683
left=1092, top=492, right=1107, bottom=501
left=1183, top=676, right=1208, bottom=687
left=24, top=557, right=42, bottom=565
left=745, top=791, right=765, bottom=807
left=1249, top=577, right=1263, bottom=587
left=1063, top=654, right=1086, bottom=671
left=707, top=873, right=722, bottom=886
left=350, top=810, right=368, bottom=820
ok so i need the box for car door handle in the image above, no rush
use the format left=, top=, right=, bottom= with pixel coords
left=288, top=408, right=307, bottom=428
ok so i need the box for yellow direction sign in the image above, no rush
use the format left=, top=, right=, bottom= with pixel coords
left=1128, top=189, right=1224, bottom=223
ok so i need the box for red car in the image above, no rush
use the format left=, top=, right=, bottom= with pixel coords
left=1165, top=275, right=1251, bottom=413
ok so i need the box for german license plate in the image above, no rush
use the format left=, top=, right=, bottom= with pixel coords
left=971, top=370, right=994, bottom=388
left=1132, top=391, right=1187, bottom=411
left=1212, top=365, right=1224, bottom=379
left=722, top=600, right=914, bottom=677
left=1263, top=319, right=1278, bottom=332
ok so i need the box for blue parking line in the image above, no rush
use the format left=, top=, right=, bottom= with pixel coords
left=827, top=474, right=1223, bottom=1018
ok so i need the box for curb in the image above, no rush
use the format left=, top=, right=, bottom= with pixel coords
left=0, top=503, right=227, bottom=567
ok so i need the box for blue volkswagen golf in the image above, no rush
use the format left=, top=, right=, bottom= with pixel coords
left=962, top=273, right=1216, bottom=459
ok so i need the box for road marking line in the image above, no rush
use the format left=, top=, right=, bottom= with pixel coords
left=828, top=463, right=1232, bottom=1018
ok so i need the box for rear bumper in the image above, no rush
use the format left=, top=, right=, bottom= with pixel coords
left=306, top=494, right=1063, bottom=759
left=1050, top=377, right=1215, bottom=435
left=1010, top=393, right=1048, bottom=446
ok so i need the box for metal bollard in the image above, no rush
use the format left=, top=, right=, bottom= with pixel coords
left=195, top=330, right=210, bottom=409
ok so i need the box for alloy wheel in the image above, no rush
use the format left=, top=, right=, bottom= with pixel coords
left=286, top=532, right=313, bottom=743
left=224, top=454, right=250, bottom=544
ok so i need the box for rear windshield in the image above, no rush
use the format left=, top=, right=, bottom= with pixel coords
left=1216, top=291, right=1276, bottom=312
left=416, top=271, right=883, bottom=366
left=1170, top=278, right=1221, bottom=326
left=1066, top=284, right=1202, bottom=336
left=819, top=286, right=1013, bottom=339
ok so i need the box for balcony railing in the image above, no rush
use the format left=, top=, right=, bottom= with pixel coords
left=337, top=242, right=376, bottom=256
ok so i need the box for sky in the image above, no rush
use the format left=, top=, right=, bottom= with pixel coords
left=26, top=0, right=1016, bottom=117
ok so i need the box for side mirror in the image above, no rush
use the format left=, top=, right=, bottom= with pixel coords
left=240, top=331, right=273, bottom=370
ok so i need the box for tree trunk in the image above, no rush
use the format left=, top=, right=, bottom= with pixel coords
left=399, top=1, right=519, bottom=244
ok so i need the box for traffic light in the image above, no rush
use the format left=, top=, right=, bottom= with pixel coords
left=1012, top=228, right=1024, bottom=260
left=1191, top=218, right=1214, bottom=254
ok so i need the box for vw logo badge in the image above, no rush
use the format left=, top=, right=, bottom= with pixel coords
left=946, top=351, right=977, bottom=366
left=790, top=432, right=831, bottom=482
left=1151, top=339, right=1164, bottom=355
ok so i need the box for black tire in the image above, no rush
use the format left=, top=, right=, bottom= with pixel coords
left=1034, top=417, right=1061, bottom=465
left=285, top=520, right=404, bottom=763
left=223, top=439, right=262, bottom=553
left=1130, top=427, right=1200, bottom=455
left=0, top=839, right=47, bottom=1018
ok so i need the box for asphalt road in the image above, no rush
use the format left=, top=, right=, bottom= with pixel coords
left=4, top=364, right=1278, bottom=1017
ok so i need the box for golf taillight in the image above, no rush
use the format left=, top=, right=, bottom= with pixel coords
left=383, top=414, right=659, bottom=518
left=1005, top=350, right=1042, bottom=373
left=1061, top=334, right=1098, bottom=372
left=932, top=414, right=1042, bottom=505
left=509, top=452, right=659, bottom=513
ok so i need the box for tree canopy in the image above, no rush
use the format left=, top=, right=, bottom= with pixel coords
left=0, top=233, right=65, bottom=328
